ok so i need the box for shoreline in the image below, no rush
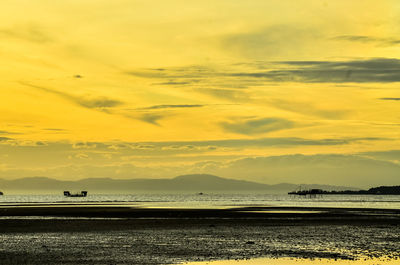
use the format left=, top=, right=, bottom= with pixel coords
left=1, top=204, right=400, bottom=219
left=1, top=205, right=400, bottom=264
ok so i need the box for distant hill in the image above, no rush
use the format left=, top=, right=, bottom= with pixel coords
left=0, top=174, right=358, bottom=194
left=327, top=185, right=400, bottom=195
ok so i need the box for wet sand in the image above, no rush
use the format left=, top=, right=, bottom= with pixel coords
left=184, top=257, right=400, bottom=265
left=0, top=205, right=400, bottom=264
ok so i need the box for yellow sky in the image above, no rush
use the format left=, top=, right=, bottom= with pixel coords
left=1, top=1, right=400, bottom=185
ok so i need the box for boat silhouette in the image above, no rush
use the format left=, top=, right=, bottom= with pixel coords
left=64, top=191, right=87, bottom=197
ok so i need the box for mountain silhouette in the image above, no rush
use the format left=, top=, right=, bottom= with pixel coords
left=0, top=174, right=357, bottom=194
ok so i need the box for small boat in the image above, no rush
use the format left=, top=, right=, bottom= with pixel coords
left=64, top=191, right=87, bottom=197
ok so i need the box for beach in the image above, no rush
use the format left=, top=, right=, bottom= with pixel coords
left=1, top=205, right=400, bottom=264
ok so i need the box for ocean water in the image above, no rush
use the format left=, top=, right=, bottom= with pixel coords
left=1, top=193, right=400, bottom=209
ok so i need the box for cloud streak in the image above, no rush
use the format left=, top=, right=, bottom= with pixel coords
left=129, top=137, right=388, bottom=150
left=333, top=35, right=400, bottom=47
left=20, top=82, right=124, bottom=112
left=220, top=117, right=295, bottom=135
left=128, top=58, right=400, bottom=86
left=0, top=24, right=53, bottom=43
left=221, top=25, right=319, bottom=59
left=1, top=137, right=388, bottom=153
left=234, top=58, right=400, bottom=83
left=138, top=113, right=165, bottom=126
left=379, top=98, right=400, bottom=101
left=266, top=99, right=350, bottom=119
left=138, top=104, right=205, bottom=110
left=0, top=130, right=20, bottom=135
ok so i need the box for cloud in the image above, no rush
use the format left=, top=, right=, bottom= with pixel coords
left=121, top=111, right=170, bottom=126
left=221, top=25, right=319, bottom=59
left=359, top=150, right=400, bottom=163
left=0, top=24, right=53, bottom=43
left=0, top=137, right=387, bottom=159
left=155, top=81, right=195, bottom=86
left=0, top=130, right=19, bottom=135
left=143, top=137, right=387, bottom=149
left=213, top=154, right=400, bottom=187
left=138, top=113, right=165, bottom=126
left=44, top=128, right=66, bottom=131
left=43, top=128, right=68, bottom=133
left=1, top=150, right=399, bottom=187
left=127, top=58, right=400, bottom=88
left=266, top=99, right=350, bottom=119
left=200, top=88, right=250, bottom=101
left=0, top=138, right=393, bottom=184
left=138, top=104, right=205, bottom=110
left=126, top=104, right=206, bottom=125
left=72, top=142, right=98, bottom=149
left=127, top=70, right=197, bottom=79
left=127, top=65, right=217, bottom=82
left=333, top=35, right=400, bottom=46
left=379, top=98, right=400, bottom=101
left=20, top=82, right=124, bottom=111
left=231, top=58, right=400, bottom=83
left=78, top=97, right=122, bottom=109
left=220, top=117, right=295, bottom=135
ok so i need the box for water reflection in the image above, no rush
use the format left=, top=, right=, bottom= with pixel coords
left=182, top=257, right=398, bottom=265
left=2, top=194, right=400, bottom=209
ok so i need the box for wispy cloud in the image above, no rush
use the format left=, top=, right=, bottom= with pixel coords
left=0, top=24, right=53, bottom=43
left=154, top=81, right=196, bottom=86
left=132, top=137, right=388, bottom=149
left=217, top=154, right=400, bottom=187
left=127, top=58, right=400, bottom=88
left=379, top=98, right=400, bottom=101
left=233, top=58, right=400, bottom=83
left=78, top=98, right=122, bottom=109
left=138, top=104, right=205, bottom=110
left=20, top=82, right=124, bottom=112
left=333, top=35, right=400, bottom=46
left=43, top=128, right=67, bottom=131
left=200, top=88, right=250, bottom=101
left=220, top=117, right=295, bottom=135
left=266, top=99, right=350, bottom=119
left=221, top=25, right=319, bottom=59
left=0, top=130, right=20, bottom=135
left=137, top=113, right=166, bottom=126
left=0, top=138, right=391, bottom=177
left=359, top=150, right=400, bottom=163
left=1, top=137, right=389, bottom=155
left=42, top=128, right=68, bottom=134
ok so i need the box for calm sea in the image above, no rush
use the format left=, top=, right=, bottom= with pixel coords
left=1, top=193, right=400, bottom=209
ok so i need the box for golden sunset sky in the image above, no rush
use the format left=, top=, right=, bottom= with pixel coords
left=1, top=0, right=400, bottom=187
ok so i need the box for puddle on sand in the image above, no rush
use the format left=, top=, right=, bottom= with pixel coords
left=181, top=257, right=399, bottom=265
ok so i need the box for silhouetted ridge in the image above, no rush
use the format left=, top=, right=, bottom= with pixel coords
left=173, top=174, right=224, bottom=181
left=289, top=185, right=400, bottom=195
left=0, top=175, right=357, bottom=193
left=367, top=186, right=400, bottom=195
left=169, top=174, right=271, bottom=190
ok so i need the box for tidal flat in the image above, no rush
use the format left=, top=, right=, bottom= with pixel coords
left=0, top=206, right=399, bottom=264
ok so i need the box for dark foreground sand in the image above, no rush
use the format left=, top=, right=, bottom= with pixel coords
left=0, top=205, right=400, bottom=264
